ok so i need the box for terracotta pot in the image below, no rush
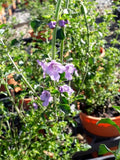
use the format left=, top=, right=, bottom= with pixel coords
left=80, top=112, right=120, bottom=137
left=29, top=28, right=52, bottom=41
left=2, top=3, right=8, bottom=8
left=24, top=0, right=29, bottom=5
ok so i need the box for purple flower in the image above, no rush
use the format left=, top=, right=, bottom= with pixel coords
left=40, top=90, right=53, bottom=107
left=59, top=20, right=65, bottom=27
left=48, top=21, right=56, bottom=29
left=46, top=60, right=65, bottom=81
left=59, top=85, right=74, bottom=96
left=37, top=60, right=47, bottom=78
left=33, top=102, right=38, bottom=109
left=64, top=64, right=77, bottom=80
left=65, top=20, right=69, bottom=24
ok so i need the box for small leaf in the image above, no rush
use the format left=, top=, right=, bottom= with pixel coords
left=97, top=118, right=120, bottom=133
left=56, top=28, right=65, bottom=40
left=30, top=20, right=41, bottom=32
left=98, top=144, right=113, bottom=155
left=59, top=104, right=70, bottom=114
left=89, top=57, right=94, bottom=65
left=0, top=24, right=6, bottom=29
left=60, top=72, right=65, bottom=80
left=116, top=142, right=120, bottom=155
left=112, top=106, right=120, bottom=113
left=81, top=5, right=87, bottom=14
left=81, top=38, right=85, bottom=44
left=74, top=95, right=85, bottom=101
left=51, top=89, right=59, bottom=94
left=11, top=39, right=19, bottom=46
left=61, top=96, right=68, bottom=104
left=98, top=31, right=103, bottom=37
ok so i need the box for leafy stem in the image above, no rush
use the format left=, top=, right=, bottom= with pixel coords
left=78, top=2, right=90, bottom=94
left=52, top=0, right=62, bottom=59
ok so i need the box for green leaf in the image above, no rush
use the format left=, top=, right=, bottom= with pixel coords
left=30, top=20, right=41, bottom=32
left=56, top=28, right=65, bottom=40
left=60, top=72, right=65, bottom=80
left=74, top=95, right=85, bottom=101
left=60, top=104, right=70, bottom=114
left=98, top=144, right=113, bottom=155
left=97, top=118, right=120, bottom=133
left=11, top=39, right=19, bottom=46
left=81, top=5, right=87, bottom=14
left=81, top=38, right=85, bottom=44
left=0, top=24, right=6, bottom=29
left=88, top=57, right=94, bottom=65
left=61, top=96, right=68, bottom=104
left=112, top=106, right=120, bottom=113
left=116, top=142, right=120, bottom=155
left=51, top=89, right=59, bottom=94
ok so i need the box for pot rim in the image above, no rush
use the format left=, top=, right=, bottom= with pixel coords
left=80, top=112, right=120, bottom=120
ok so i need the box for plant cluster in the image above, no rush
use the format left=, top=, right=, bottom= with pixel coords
left=0, top=0, right=120, bottom=159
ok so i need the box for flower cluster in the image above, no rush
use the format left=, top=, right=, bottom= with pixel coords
left=37, top=60, right=77, bottom=106
left=59, top=85, right=74, bottom=96
left=58, top=20, right=69, bottom=27
left=48, top=21, right=56, bottom=29
left=40, top=90, right=53, bottom=107
left=37, top=60, right=78, bottom=81
left=40, top=84, right=74, bottom=107
left=48, top=20, right=69, bottom=29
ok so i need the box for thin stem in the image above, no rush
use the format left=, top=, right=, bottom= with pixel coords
left=66, top=0, right=69, bottom=9
left=52, top=0, right=62, bottom=59
left=3, top=78, right=24, bottom=119
left=1, top=38, right=43, bottom=109
left=78, top=2, right=90, bottom=94
left=7, top=53, right=43, bottom=108
left=52, top=27, right=57, bottom=59
left=60, top=39, right=64, bottom=63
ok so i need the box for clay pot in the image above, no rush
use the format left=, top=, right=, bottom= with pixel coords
left=80, top=112, right=120, bottom=137
left=2, top=3, right=8, bottom=8
left=24, top=0, right=29, bottom=5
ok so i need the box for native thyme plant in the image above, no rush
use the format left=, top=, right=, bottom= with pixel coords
left=0, top=0, right=93, bottom=159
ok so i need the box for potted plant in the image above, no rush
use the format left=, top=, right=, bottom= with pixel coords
left=0, top=0, right=120, bottom=159
left=66, top=1, right=120, bottom=138
left=0, top=1, right=92, bottom=159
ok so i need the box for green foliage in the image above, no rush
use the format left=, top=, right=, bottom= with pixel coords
left=0, top=0, right=120, bottom=159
